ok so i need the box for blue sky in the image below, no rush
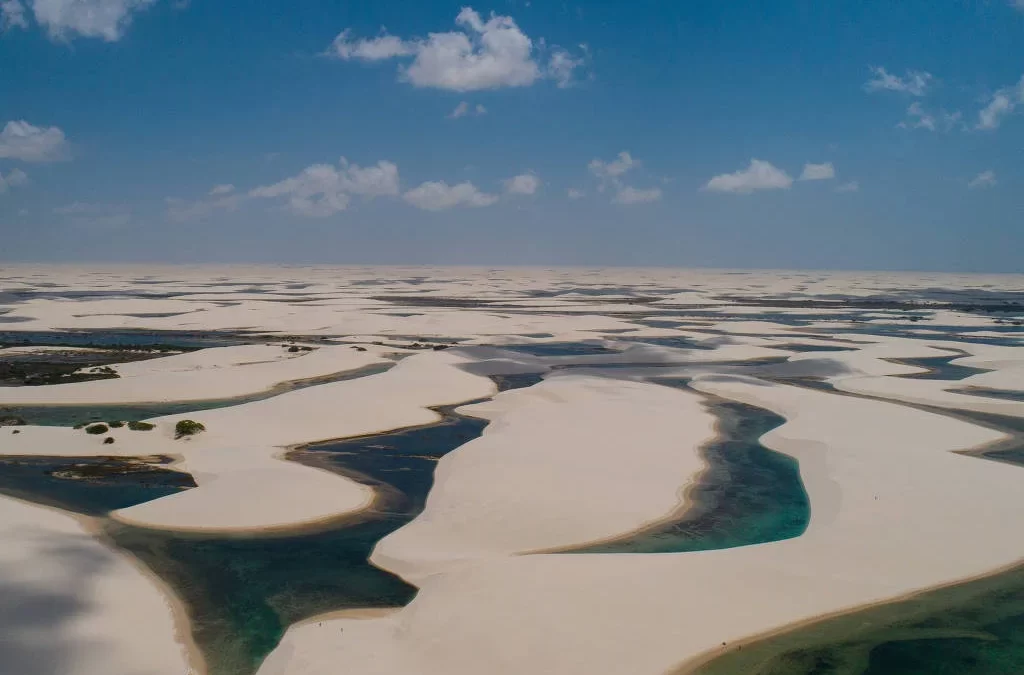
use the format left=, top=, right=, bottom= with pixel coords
left=1, top=0, right=1022, bottom=271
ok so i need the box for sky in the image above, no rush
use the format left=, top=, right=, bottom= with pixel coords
left=1, top=0, right=1022, bottom=272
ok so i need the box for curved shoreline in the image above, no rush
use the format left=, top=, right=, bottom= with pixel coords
left=672, top=556, right=1024, bottom=675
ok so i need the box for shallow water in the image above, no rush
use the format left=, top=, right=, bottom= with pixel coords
left=0, top=329, right=252, bottom=350
left=894, top=355, right=986, bottom=381
left=2, top=363, right=393, bottom=426
left=690, top=563, right=1024, bottom=675
left=567, top=395, right=809, bottom=554
left=503, top=342, right=618, bottom=357
left=0, top=455, right=194, bottom=515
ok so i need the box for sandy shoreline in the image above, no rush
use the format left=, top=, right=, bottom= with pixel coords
left=671, top=555, right=1024, bottom=674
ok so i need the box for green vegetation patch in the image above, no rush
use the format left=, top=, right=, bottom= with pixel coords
left=175, top=419, right=206, bottom=439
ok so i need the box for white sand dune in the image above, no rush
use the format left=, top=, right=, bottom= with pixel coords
left=259, top=374, right=1024, bottom=675
left=0, top=497, right=191, bottom=675
left=372, top=375, right=717, bottom=583
left=0, top=344, right=390, bottom=405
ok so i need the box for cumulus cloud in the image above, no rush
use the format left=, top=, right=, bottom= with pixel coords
left=327, top=7, right=585, bottom=91
left=250, top=158, right=399, bottom=218
left=799, top=162, right=835, bottom=181
left=1, top=0, right=27, bottom=30
left=976, top=75, right=1024, bottom=130
left=30, top=0, right=157, bottom=42
left=567, top=188, right=584, bottom=199
left=447, top=101, right=487, bottom=119
left=588, top=151, right=637, bottom=179
left=402, top=180, right=497, bottom=210
left=0, top=168, right=28, bottom=193
left=864, top=67, right=933, bottom=96
left=968, top=170, right=996, bottom=189
left=703, top=159, right=793, bottom=194
left=208, top=184, right=234, bottom=195
left=836, top=180, right=860, bottom=193
left=613, top=186, right=661, bottom=204
left=0, top=120, right=69, bottom=162
left=504, top=172, right=539, bottom=195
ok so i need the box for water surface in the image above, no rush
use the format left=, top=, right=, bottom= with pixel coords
left=568, top=393, right=809, bottom=554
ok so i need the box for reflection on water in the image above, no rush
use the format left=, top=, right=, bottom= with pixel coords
left=567, top=394, right=809, bottom=554
left=691, top=563, right=1024, bottom=675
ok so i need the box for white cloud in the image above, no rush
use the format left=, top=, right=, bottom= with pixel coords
left=0, top=120, right=69, bottom=162
left=567, top=188, right=584, bottom=199
left=327, top=7, right=584, bottom=92
left=406, top=8, right=540, bottom=91
left=30, top=0, right=157, bottom=42
left=976, top=75, right=1024, bottom=130
left=53, top=201, right=130, bottom=228
left=402, top=180, right=497, bottom=210
left=1, top=0, right=28, bottom=30
left=968, top=170, right=996, bottom=189
left=504, top=172, right=539, bottom=195
left=447, top=101, right=487, bottom=119
left=836, top=181, right=860, bottom=193
left=799, top=162, right=835, bottom=181
left=547, top=47, right=585, bottom=88
left=703, top=159, right=793, bottom=194
left=900, top=102, right=962, bottom=132
left=448, top=101, right=470, bottom=118
left=0, top=168, right=28, bottom=193
left=0, top=167, right=28, bottom=188
left=588, top=151, right=637, bottom=179
left=208, top=184, right=235, bottom=195
left=250, top=158, right=399, bottom=218
left=864, top=67, right=933, bottom=96
left=613, top=186, right=661, bottom=204
left=328, top=29, right=415, bottom=60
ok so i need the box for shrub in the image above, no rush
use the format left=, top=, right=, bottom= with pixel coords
left=174, top=419, right=206, bottom=439
left=127, top=421, right=155, bottom=431
left=85, top=424, right=109, bottom=435
left=108, top=421, right=125, bottom=428
left=103, top=437, right=115, bottom=444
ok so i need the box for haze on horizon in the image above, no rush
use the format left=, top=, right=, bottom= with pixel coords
left=1, top=0, right=1022, bottom=273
